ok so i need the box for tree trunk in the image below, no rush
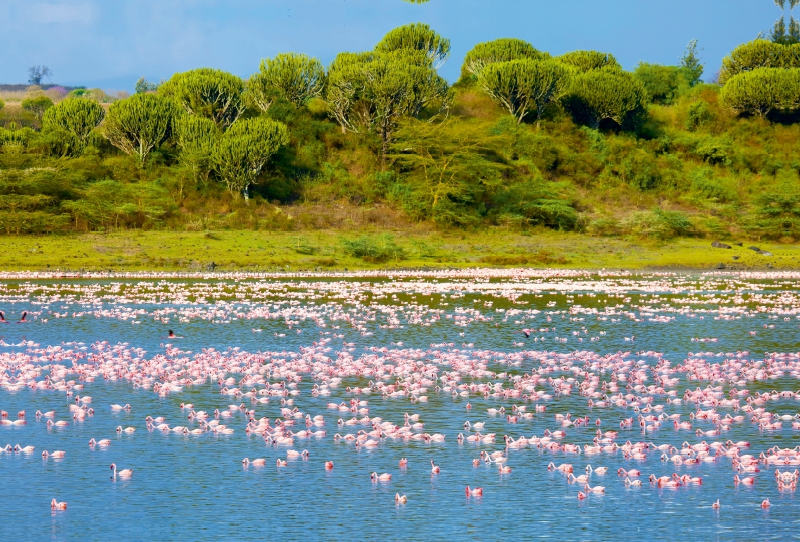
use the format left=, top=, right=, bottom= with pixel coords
left=242, top=184, right=250, bottom=204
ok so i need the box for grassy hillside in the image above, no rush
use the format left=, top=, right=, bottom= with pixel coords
left=2, top=31, right=800, bottom=253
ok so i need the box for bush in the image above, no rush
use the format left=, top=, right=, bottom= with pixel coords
left=685, top=101, right=714, bottom=130
left=340, top=234, right=406, bottom=263
left=619, top=208, right=691, bottom=240
left=633, top=63, right=691, bottom=104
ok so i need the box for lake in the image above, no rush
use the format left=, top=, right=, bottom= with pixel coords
left=0, top=270, right=797, bottom=540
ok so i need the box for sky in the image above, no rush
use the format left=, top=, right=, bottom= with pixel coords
left=0, top=0, right=787, bottom=91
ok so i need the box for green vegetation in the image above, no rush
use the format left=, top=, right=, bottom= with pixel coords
left=5, top=23, right=800, bottom=260
left=0, top=230, right=794, bottom=271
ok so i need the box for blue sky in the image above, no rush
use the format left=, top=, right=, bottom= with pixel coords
left=0, top=0, right=785, bottom=90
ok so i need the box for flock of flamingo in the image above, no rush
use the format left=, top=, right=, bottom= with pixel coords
left=0, top=269, right=799, bottom=517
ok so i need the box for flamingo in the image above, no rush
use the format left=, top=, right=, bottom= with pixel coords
left=465, top=486, right=483, bottom=497
left=712, top=500, right=721, bottom=509
left=584, top=483, right=605, bottom=494
left=50, top=499, right=67, bottom=510
left=371, top=472, right=392, bottom=482
left=325, top=461, right=334, bottom=470
left=395, top=493, right=408, bottom=504
left=430, top=460, right=440, bottom=474
left=761, top=499, right=771, bottom=508
left=110, top=463, right=133, bottom=479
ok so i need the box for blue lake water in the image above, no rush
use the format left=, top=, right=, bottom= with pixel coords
left=0, top=271, right=798, bottom=541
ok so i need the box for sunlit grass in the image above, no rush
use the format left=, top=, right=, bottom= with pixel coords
left=0, top=230, right=795, bottom=271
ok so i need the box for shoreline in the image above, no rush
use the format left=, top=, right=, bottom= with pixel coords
left=0, top=230, right=796, bottom=273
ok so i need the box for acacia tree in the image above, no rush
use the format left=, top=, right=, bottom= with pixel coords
left=375, top=23, right=450, bottom=68
left=212, top=118, right=289, bottom=201
left=478, top=59, right=572, bottom=124
left=174, top=115, right=218, bottom=190
left=42, top=98, right=104, bottom=153
left=158, top=68, right=244, bottom=130
left=103, top=93, right=180, bottom=166
left=325, top=50, right=450, bottom=161
left=28, top=65, right=52, bottom=85
left=389, top=118, right=509, bottom=225
left=564, top=71, right=648, bottom=129
left=462, top=38, right=547, bottom=77
left=248, top=53, right=326, bottom=111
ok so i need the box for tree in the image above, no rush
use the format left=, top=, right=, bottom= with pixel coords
left=564, top=71, right=649, bottom=129
left=462, top=38, right=548, bottom=78
left=719, top=67, right=800, bottom=117
left=248, top=53, right=325, bottom=111
left=719, top=40, right=787, bottom=84
left=103, top=93, right=180, bottom=166
left=42, top=98, right=104, bottom=153
left=680, top=40, right=704, bottom=85
left=27, top=65, right=52, bottom=85
left=158, top=68, right=244, bottom=131
left=135, top=77, right=158, bottom=94
left=21, top=95, right=54, bottom=120
left=174, top=115, right=218, bottom=191
left=388, top=118, right=509, bottom=225
left=633, top=63, right=690, bottom=104
left=325, top=50, right=450, bottom=160
left=375, top=23, right=451, bottom=68
left=557, top=51, right=621, bottom=72
left=477, top=59, right=572, bottom=123
left=212, top=118, right=289, bottom=200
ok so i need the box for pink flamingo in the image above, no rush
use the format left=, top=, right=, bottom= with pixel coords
left=371, top=472, right=392, bottom=482
left=50, top=499, right=67, bottom=510
left=395, top=493, right=407, bottom=504
left=465, top=486, right=483, bottom=497
left=430, top=460, right=440, bottom=474
left=325, top=461, right=334, bottom=470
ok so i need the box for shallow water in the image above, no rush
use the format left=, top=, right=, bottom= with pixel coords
left=0, top=271, right=798, bottom=541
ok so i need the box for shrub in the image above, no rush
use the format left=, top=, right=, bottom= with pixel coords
left=340, top=234, right=406, bottom=263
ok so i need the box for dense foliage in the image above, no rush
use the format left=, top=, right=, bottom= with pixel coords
left=2, top=28, right=800, bottom=242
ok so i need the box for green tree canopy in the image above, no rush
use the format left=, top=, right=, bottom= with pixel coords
left=21, top=95, right=54, bottom=120
left=173, top=115, right=218, bottom=190
left=42, top=97, right=105, bottom=153
left=477, top=59, right=572, bottom=123
left=719, top=67, right=800, bottom=117
left=557, top=50, right=621, bottom=73
left=461, top=38, right=548, bottom=78
left=718, top=40, right=799, bottom=84
left=212, top=118, right=289, bottom=200
left=633, top=63, right=691, bottom=104
left=158, top=68, right=245, bottom=130
left=389, top=118, right=509, bottom=225
left=374, top=23, right=450, bottom=68
left=325, top=50, right=451, bottom=159
left=103, top=93, right=180, bottom=165
left=248, top=53, right=326, bottom=111
left=564, top=70, right=649, bottom=129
